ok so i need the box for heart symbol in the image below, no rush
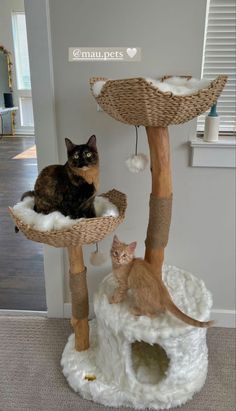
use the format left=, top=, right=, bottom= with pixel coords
left=126, top=48, right=137, bottom=58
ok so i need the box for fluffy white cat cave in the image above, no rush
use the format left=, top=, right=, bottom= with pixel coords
left=62, top=266, right=212, bottom=409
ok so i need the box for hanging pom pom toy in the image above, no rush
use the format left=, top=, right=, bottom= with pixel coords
left=125, top=126, right=149, bottom=173
left=90, top=243, right=108, bottom=266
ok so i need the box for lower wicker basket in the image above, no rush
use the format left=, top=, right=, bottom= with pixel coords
left=9, top=189, right=126, bottom=247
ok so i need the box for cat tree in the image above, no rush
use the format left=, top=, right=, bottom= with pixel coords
left=61, top=74, right=227, bottom=410
left=10, top=74, right=227, bottom=410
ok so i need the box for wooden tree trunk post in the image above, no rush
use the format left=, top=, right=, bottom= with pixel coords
left=67, top=245, right=89, bottom=351
left=145, top=126, right=173, bottom=277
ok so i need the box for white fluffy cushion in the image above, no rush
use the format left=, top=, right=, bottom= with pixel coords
left=13, top=195, right=119, bottom=232
left=92, top=80, right=107, bottom=97
left=146, top=77, right=211, bottom=96
left=92, top=77, right=211, bottom=97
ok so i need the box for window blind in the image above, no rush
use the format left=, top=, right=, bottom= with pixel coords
left=197, top=0, right=236, bottom=132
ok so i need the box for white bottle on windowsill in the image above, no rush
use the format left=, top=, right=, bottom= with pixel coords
left=204, top=103, right=220, bottom=142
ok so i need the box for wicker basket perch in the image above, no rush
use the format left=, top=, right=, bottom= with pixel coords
left=9, top=189, right=126, bottom=248
left=90, top=75, right=227, bottom=127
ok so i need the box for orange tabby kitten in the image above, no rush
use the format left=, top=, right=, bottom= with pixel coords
left=109, top=235, right=213, bottom=328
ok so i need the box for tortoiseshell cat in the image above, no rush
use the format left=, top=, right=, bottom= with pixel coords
left=109, top=235, right=213, bottom=328
left=20, top=135, right=99, bottom=219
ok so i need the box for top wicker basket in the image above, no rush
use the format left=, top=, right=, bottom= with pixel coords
left=90, top=75, right=227, bottom=127
left=9, top=189, right=126, bottom=248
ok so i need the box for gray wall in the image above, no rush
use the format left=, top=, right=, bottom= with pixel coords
left=48, top=0, right=235, bottom=313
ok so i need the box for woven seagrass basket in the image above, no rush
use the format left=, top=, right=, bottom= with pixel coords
left=90, top=75, right=227, bottom=127
left=9, top=189, right=126, bottom=248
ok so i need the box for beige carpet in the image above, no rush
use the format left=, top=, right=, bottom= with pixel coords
left=0, top=317, right=235, bottom=411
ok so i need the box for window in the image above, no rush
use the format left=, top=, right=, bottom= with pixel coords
left=19, top=97, right=34, bottom=127
left=197, top=0, right=236, bottom=133
left=12, top=12, right=31, bottom=90
left=12, top=12, right=34, bottom=131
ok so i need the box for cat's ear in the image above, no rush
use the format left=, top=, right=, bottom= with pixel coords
left=128, top=242, right=137, bottom=253
left=87, top=135, right=97, bottom=151
left=65, top=138, right=76, bottom=153
left=113, top=235, right=120, bottom=245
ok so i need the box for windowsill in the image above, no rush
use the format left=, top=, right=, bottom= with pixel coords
left=190, top=136, right=236, bottom=168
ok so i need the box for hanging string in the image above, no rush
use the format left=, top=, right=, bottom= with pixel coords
left=135, top=126, right=139, bottom=155
left=126, top=125, right=148, bottom=173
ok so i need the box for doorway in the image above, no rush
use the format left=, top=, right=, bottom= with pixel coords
left=0, top=0, right=46, bottom=311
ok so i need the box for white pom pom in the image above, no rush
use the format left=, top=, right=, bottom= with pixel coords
left=90, top=251, right=108, bottom=266
left=125, top=154, right=149, bottom=173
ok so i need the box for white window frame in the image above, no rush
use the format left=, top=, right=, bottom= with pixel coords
left=11, top=11, right=34, bottom=134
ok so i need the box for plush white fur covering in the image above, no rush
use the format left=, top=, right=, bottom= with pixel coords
left=61, top=266, right=212, bottom=410
left=93, top=196, right=119, bottom=218
left=146, top=77, right=211, bottom=95
left=126, top=154, right=149, bottom=173
left=92, top=77, right=211, bottom=97
left=92, top=80, right=106, bottom=96
left=12, top=195, right=119, bottom=231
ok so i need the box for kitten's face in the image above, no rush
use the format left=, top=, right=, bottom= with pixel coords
left=65, top=135, right=98, bottom=169
left=111, top=235, right=137, bottom=265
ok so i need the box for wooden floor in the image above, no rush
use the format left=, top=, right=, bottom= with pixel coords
left=0, top=136, right=46, bottom=311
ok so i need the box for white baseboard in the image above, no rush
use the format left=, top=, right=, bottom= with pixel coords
left=211, top=309, right=235, bottom=328
left=0, top=309, right=47, bottom=317
left=64, top=303, right=236, bottom=328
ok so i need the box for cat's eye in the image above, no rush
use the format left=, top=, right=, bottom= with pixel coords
left=74, top=153, right=79, bottom=159
left=113, top=251, right=118, bottom=256
left=86, top=152, right=92, bottom=158
left=123, top=253, right=127, bottom=257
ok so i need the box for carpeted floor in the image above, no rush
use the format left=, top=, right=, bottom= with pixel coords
left=0, top=316, right=235, bottom=411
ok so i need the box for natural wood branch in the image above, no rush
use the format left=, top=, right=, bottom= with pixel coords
left=67, top=245, right=89, bottom=351
left=145, top=126, right=172, bottom=277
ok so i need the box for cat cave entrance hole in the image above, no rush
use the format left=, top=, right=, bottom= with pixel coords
left=131, top=341, right=170, bottom=385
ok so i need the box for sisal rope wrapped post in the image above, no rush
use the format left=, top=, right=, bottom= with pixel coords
left=145, top=126, right=172, bottom=277
left=67, top=245, right=89, bottom=351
